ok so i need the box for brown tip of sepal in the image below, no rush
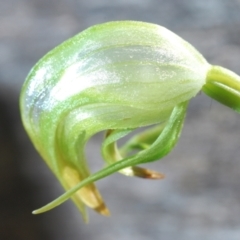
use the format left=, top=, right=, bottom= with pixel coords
left=94, top=202, right=111, bottom=216
left=132, top=166, right=165, bottom=179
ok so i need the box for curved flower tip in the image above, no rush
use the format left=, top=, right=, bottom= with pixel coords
left=20, top=21, right=240, bottom=221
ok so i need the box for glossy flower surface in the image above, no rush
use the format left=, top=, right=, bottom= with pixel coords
left=20, top=21, right=240, bottom=222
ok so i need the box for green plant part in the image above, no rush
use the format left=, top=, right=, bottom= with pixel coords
left=19, top=21, right=240, bottom=222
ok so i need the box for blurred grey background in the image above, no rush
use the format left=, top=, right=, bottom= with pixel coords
left=1, top=0, right=240, bottom=239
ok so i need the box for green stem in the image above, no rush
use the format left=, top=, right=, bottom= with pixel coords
left=202, top=65, right=240, bottom=112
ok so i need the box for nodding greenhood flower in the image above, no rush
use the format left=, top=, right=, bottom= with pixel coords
left=20, top=21, right=240, bottom=222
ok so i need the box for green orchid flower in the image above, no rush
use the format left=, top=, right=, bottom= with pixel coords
left=19, top=21, right=240, bottom=222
